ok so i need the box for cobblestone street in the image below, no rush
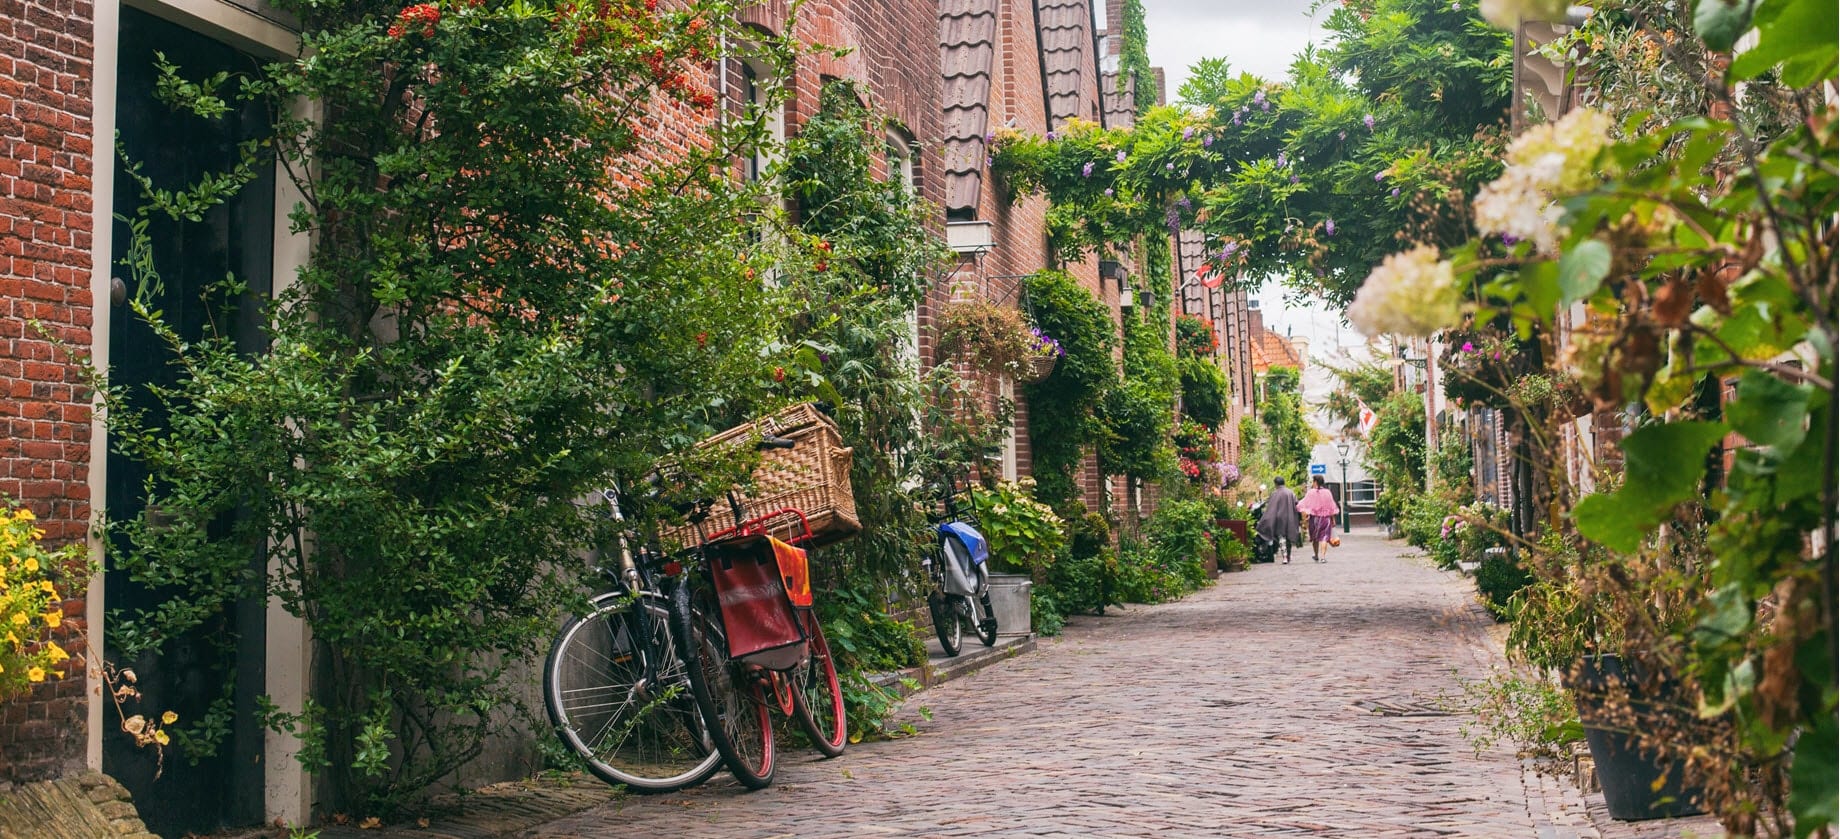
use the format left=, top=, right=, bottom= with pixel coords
left=524, top=530, right=1719, bottom=838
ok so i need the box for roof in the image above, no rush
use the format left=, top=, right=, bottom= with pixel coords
left=1038, top=0, right=1095, bottom=129
left=1100, top=70, right=1135, bottom=129
left=1254, top=329, right=1302, bottom=371
left=939, top=0, right=999, bottom=214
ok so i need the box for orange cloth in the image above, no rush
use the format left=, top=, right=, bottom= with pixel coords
left=769, top=537, right=812, bottom=608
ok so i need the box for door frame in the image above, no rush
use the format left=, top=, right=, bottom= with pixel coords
left=87, top=0, right=311, bottom=824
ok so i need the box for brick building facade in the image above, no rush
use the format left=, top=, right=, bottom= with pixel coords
left=1, top=0, right=1132, bottom=831
left=0, top=0, right=99, bottom=784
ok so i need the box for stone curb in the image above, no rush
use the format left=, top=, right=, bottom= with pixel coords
left=0, top=771, right=160, bottom=839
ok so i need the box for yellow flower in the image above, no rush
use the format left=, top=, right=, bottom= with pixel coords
left=153, top=730, right=170, bottom=746
left=27, top=666, right=45, bottom=682
left=14, top=509, right=34, bottom=522
left=39, top=581, right=54, bottom=595
left=161, top=710, right=178, bottom=725
left=43, top=610, right=60, bottom=628
left=9, top=613, right=26, bottom=627
left=22, top=558, right=38, bottom=573
left=45, top=641, right=67, bottom=663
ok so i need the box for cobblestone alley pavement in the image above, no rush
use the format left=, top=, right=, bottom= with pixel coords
left=526, top=529, right=1721, bottom=838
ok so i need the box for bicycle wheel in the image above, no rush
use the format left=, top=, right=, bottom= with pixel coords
left=971, top=591, right=999, bottom=647
left=790, top=611, right=846, bottom=757
left=928, top=588, right=963, bottom=657
left=674, top=584, right=775, bottom=789
left=543, top=592, right=721, bottom=793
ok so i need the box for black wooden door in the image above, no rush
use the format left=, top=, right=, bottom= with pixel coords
left=104, top=8, right=274, bottom=835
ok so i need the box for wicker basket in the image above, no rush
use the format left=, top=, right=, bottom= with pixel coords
left=664, top=404, right=860, bottom=548
left=1017, top=353, right=1059, bottom=384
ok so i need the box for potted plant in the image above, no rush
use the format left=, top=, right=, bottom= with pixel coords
left=1019, top=326, right=1064, bottom=383
left=965, top=479, right=1068, bottom=635
left=935, top=300, right=1053, bottom=381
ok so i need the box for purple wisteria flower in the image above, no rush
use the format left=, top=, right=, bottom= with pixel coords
left=1276, top=152, right=1288, bottom=167
left=984, top=132, right=996, bottom=145
left=1502, top=234, right=1520, bottom=245
left=1222, top=241, right=1240, bottom=256
left=1363, top=113, right=1375, bottom=130
left=1116, top=150, right=1128, bottom=162
left=1390, top=187, right=1400, bottom=197
left=1338, top=131, right=1347, bottom=140
left=1082, top=161, right=1094, bottom=177
left=1324, top=218, right=1336, bottom=236
left=1165, top=206, right=1182, bottom=233
left=1202, top=134, right=1214, bottom=147
left=1046, top=131, right=1058, bottom=141
left=1232, top=112, right=1243, bottom=126
left=1260, top=99, right=1271, bottom=112
left=1290, top=174, right=1300, bottom=183
left=1176, top=196, right=1192, bottom=209
left=1104, top=188, right=1114, bottom=196
left=986, top=155, right=994, bottom=167
left=1165, top=162, right=1175, bottom=171
left=1375, top=170, right=1387, bottom=181
left=1183, top=126, right=1195, bottom=140
left=1253, top=90, right=1266, bottom=105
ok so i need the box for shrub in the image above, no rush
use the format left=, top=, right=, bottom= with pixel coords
left=0, top=504, right=81, bottom=698
left=965, top=480, right=1067, bottom=575
left=1474, top=551, right=1534, bottom=619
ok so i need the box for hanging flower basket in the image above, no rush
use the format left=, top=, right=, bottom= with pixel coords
left=1018, top=352, right=1059, bottom=383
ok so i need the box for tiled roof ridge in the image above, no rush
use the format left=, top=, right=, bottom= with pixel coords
left=940, top=0, right=1000, bottom=213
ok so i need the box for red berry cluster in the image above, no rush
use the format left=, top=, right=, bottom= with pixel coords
left=388, top=2, right=441, bottom=38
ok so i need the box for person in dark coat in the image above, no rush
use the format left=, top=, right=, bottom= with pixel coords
left=1257, top=477, right=1301, bottom=564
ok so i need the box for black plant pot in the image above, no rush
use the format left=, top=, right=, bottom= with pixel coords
left=1569, top=654, right=1706, bottom=821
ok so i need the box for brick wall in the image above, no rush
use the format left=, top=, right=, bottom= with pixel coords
left=0, top=0, right=98, bottom=783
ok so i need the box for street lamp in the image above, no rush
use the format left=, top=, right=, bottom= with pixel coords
left=1334, top=439, right=1352, bottom=534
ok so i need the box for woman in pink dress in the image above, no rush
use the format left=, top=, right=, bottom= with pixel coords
left=1297, top=475, right=1341, bottom=562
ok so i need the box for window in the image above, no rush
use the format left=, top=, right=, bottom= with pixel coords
left=884, top=128, right=918, bottom=197
left=738, top=60, right=784, bottom=184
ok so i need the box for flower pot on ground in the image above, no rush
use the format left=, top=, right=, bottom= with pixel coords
left=1566, top=654, right=1707, bottom=821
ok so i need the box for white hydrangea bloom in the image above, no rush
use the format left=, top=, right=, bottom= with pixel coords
left=1473, top=108, right=1613, bottom=253
left=1479, top=0, right=1569, bottom=30
left=1347, top=245, right=1464, bottom=337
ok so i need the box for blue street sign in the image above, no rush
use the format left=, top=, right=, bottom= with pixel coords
left=1310, top=463, right=1327, bottom=475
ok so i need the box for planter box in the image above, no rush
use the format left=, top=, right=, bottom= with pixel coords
left=1569, top=655, right=1706, bottom=821
left=987, top=573, right=1033, bottom=637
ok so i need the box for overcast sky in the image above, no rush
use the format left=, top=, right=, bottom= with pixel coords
left=1140, top=0, right=1332, bottom=97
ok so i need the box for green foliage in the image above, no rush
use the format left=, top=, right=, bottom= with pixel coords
left=1177, top=356, right=1229, bottom=430
left=965, top=480, right=1068, bottom=576
left=1454, top=671, right=1583, bottom=763
left=1365, top=389, right=1426, bottom=496
left=1039, top=507, right=1112, bottom=620
left=1432, top=4, right=1836, bottom=829
left=993, top=0, right=1513, bottom=303
left=102, top=0, right=804, bottom=812
left=1098, top=317, right=1178, bottom=480
left=1020, top=270, right=1118, bottom=509
left=1255, top=366, right=1313, bottom=482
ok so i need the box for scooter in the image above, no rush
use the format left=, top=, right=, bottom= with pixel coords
left=923, top=477, right=998, bottom=656
left=1249, top=500, right=1280, bottom=564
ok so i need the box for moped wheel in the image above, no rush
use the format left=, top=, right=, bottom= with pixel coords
left=928, top=589, right=963, bottom=657
left=790, top=612, right=847, bottom=757
left=543, top=592, right=721, bottom=793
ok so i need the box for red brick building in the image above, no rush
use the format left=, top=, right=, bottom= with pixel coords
left=1, top=0, right=1132, bottom=832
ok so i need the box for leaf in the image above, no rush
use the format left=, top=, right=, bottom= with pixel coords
left=1726, top=368, right=1814, bottom=452
left=1573, top=421, right=1729, bottom=552
left=1789, top=713, right=1838, bottom=837
left=1557, top=239, right=1611, bottom=305
left=1729, top=0, right=1839, bottom=86
left=1694, top=0, right=1756, bottom=53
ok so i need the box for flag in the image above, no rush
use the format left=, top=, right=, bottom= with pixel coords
left=1197, top=263, right=1223, bottom=289
left=1357, top=399, right=1378, bottom=438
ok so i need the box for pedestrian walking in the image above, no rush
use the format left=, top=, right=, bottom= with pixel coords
left=1297, top=475, right=1341, bottom=562
left=1256, top=477, right=1300, bottom=564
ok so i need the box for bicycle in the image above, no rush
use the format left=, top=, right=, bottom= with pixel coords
left=922, top=475, right=998, bottom=656
left=680, top=496, right=847, bottom=790
left=541, top=486, right=722, bottom=793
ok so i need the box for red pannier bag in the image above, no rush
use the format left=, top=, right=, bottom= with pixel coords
left=769, top=536, right=813, bottom=608
left=707, top=536, right=807, bottom=671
